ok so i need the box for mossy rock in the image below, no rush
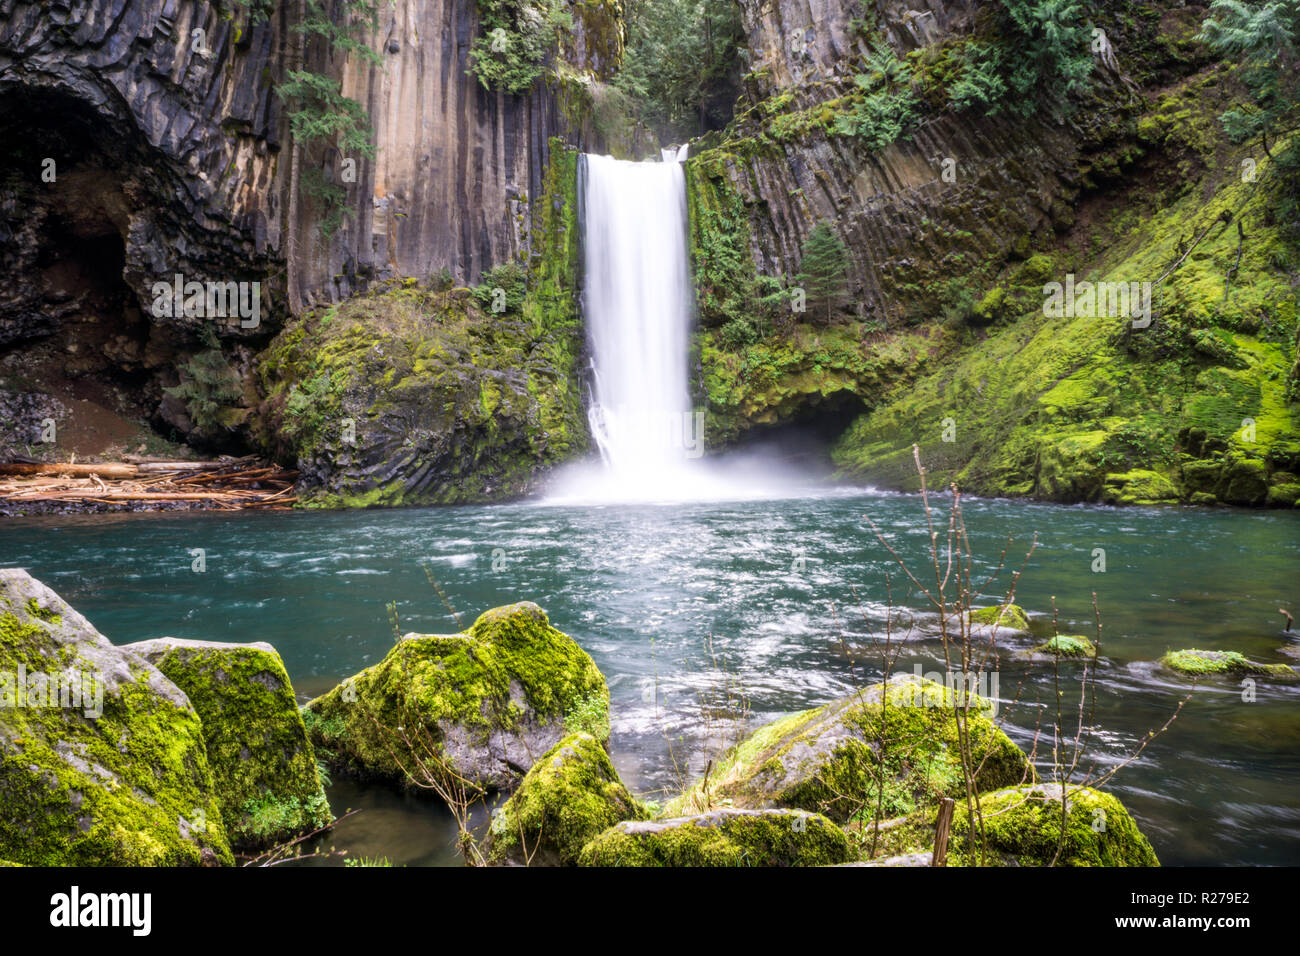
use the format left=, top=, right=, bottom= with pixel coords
left=1218, top=456, right=1269, bottom=506
left=0, top=569, right=232, bottom=866
left=303, top=602, right=609, bottom=791
left=484, top=732, right=645, bottom=866
left=1265, top=482, right=1300, bottom=507
left=1033, top=635, right=1097, bottom=658
left=1103, top=469, right=1179, bottom=505
left=578, top=808, right=853, bottom=867
left=253, top=147, right=587, bottom=509
left=1160, top=648, right=1295, bottom=679
left=124, top=637, right=331, bottom=849
left=667, top=674, right=1032, bottom=823
left=968, top=604, right=1031, bottom=631
left=949, top=784, right=1159, bottom=866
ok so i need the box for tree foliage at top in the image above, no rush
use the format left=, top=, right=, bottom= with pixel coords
left=613, top=0, right=746, bottom=143
left=1198, top=0, right=1300, bottom=155
left=468, top=0, right=572, bottom=95
left=948, top=0, right=1095, bottom=117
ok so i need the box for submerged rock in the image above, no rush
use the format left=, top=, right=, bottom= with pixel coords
left=668, top=675, right=1031, bottom=823
left=578, top=808, right=853, bottom=867
left=968, top=603, right=1031, bottom=631
left=303, top=602, right=608, bottom=791
left=0, top=569, right=232, bottom=866
left=485, top=732, right=645, bottom=866
left=949, top=784, right=1160, bottom=867
left=1160, top=648, right=1295, bottom=678
left=124, top=637, right=331, bottom=849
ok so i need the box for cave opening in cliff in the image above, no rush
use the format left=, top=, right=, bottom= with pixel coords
left=725, top=390, right=868, bottom=472
left=0, top=87, right=168, bottom=454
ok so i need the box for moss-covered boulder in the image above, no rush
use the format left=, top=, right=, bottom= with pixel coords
left=668, top=675, right=1031, bottom=823
left=484, top=732, right=644, bottom=866
left=253, top=146, right=587, bottom=509
left=1218, top=455, right=1269, bottom=506
left=1160, top=648, right=1295, bottom=678
left=1032, top=635, right=1097, bottom=658
left=0, top=569, right=232, bottom=866
left=304, top=602, right=608, bottom=791
left=123, top=637, right=331, bottom=849
left=949, top=784, right=1159, bottom=866
left=1103, top=469, right=1180, bottom=505
left=578, top=808, right=853, bottom=867
left=968, top=604, right=1031, bottom=631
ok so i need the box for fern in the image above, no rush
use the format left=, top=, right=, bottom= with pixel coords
left=1199, top=0, right=1300, bottom=151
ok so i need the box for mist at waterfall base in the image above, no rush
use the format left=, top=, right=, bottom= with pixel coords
left=547, top=149, right=826, bottom=504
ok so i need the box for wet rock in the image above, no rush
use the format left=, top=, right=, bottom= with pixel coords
left=667, top=674, right=1031, bottom=823
left=949, top=783, right=1160, bottom=867
left=1160, top=648, right=1295, bottom=679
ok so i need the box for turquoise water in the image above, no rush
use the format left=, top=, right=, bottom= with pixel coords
left=3, top=490, right=1298, bottom=865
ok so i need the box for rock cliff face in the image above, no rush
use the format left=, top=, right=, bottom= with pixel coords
left=0, top=0, right=282, bottom=338
left=0, top=0, right=617, bottom=453
left=689, top=0, right=1103, bottom=329
left=290, top=0, right=580, bottom=308
left=691, top=0, right=1300, bottom=508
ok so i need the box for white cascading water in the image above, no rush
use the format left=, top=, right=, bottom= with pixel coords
left=580, top=146, right=697, bottom=498
left=546, top=146, right=814, bottom=503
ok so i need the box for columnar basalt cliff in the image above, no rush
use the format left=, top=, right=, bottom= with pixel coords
left=688, top=0, right=1300, bottom=507
left=0, top=0, right=618, bottom=461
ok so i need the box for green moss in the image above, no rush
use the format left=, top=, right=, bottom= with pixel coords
left=949, top=784, right=1159, bottom=867
left=1034, top=635, right=1098, bottom=658
left=486, top=732, right=645, bottom=865
left=969, top=604, right=1030, bottom=631
left=578, top=808, right=854, bottom=867
left=1103, top=469, right=1180, bottom=505
left=303, top=602, right=608, bottom=788
left=668, top=676, right=1031, bottom=824
left=832, top=117, right=1300, bottom=507
left=1160, top=648, right=1295, bottom=678
left=128, top=639, right=332, bottom=849
left=254, top=141, right=587, bottom=508
left=0, top=572, right=233, bottom=867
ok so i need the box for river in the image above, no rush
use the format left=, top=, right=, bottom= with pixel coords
left=2, top=488, right=1296, bottom=865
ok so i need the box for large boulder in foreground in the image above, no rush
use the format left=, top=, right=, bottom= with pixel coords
left=485, top=732, right=645, bottom=866
left=304, top=602, right=608, bottom=791
left=124, top=637, right=331, bottom=849
left=949, top=784, right=1160, bottom=866
left=0, top=569, right=232, bottom=866
left=579, top=808, right=853, bottom=867
left=669, top=674, right=1031, bottom=823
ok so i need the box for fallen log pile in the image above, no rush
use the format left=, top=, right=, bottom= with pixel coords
left=0, top=456, right=299, bottom=511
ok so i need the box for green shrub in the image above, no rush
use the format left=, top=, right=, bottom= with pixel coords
left=473, top=262, right=529, bottom=315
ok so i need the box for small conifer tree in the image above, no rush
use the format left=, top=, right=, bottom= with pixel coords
left=795, top=222, right=851, bottom=326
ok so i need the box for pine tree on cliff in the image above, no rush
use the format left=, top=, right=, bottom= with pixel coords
left=796, top=223, right=850, bottom=326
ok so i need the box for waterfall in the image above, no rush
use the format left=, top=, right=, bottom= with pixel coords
left=579, top=147, right=698, bottom=497
left=545, top=145, right=813, bottom=504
